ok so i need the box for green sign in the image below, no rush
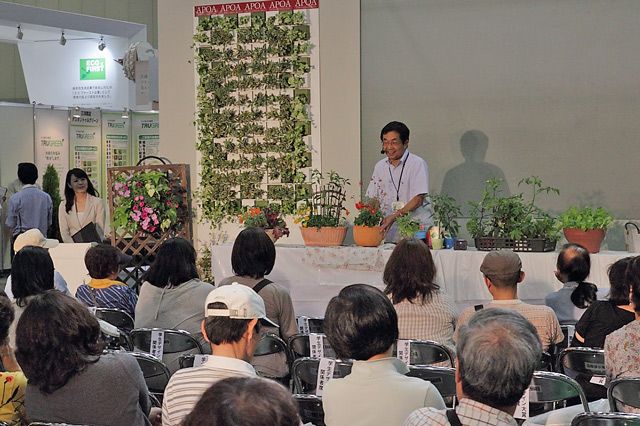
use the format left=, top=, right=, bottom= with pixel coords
left=80, top=58, right=106, bottom=80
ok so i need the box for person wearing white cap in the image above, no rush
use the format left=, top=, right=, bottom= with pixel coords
left=4, top=229, right=70, bottom=299
left=161, top=283, right=277, bottom=426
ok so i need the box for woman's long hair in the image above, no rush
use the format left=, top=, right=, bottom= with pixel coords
left=11, top=246, right=54, bottom=308
left=384, top=237, right=439, bottom=304
left=557, top=243, right=597, bottom=309
left=143, top=237, right=200, bottom=288
left=64, top=168, right=99, bottom=213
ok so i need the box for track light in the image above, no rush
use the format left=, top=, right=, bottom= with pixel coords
left=121, top=108, right=129, bottom=119
left=16, top=25, right=23, bottom=40
left=59, top=31, right=66, bottom=46
left=98, top=36, right=106, bottom=51
left=72, top=107, right=81, bottom=118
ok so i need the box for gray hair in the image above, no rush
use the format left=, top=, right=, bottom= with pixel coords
left=457, top=308, right=541, bottom=408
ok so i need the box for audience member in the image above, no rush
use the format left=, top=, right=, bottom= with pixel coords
left=76, top=244, right=138, bottom=318
left=181, top=376, right=300, bottom=426
left=218, top=227, right=297, bottom=377
left=605, top=256, right=640, bottom=413
left=405, top=308, right=541, bottom=425
left=574, top=257, right=635, bottom=347
left=0, top=294, right=26, bottom=424
left=135, top=237, right=214, bottom=373
left=8, top=246, right=54, bottom=346
left=322, top=284, right=445, bottom=426
left=455, top=250, right=563, bottom=351
left=5, top=163, right=52, bottom=258
left=545, top=243, right=607, bottom=324
left=16, top=290, right=155, bottom=425
left=59, top=168, right=106, bottom=243
left=4, top=228, right=70, bottom=299
left=384, top=237, right=459, bottom=351
left=162, top=284, right=277, bottom=426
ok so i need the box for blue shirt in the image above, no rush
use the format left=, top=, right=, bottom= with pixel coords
left=544, top=281, right=609, bottom=325
left=76, top=279, right=138, bottom=319
left=5, top=185, right=53, bottom=237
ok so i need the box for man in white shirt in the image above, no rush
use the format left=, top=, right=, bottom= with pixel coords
left=161, top=283, right=278, bottom=426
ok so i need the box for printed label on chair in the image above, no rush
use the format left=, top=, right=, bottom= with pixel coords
left=309, top=333, right=324, bottom=358
left=590, top=375, right=606, bottom=386
left=514, top=383, right=531, bottom=419
left=316, top=357, right=336, bottom=397
left=397, top=340, right=411, bottom=365
left=193, top=355, right=209, bottom=367
left=298, top=316, right=310, bottom=334
left=150, top=330, right=165, bottom=359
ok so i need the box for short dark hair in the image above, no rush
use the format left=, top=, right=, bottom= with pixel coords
left=12, top=246, right=54, bottom=307
left=384, top=237, right=438, bottom=304
left=15, top=290, right=104, bottom=394
left=143, top=238, right=200, bottom=288
left=64, top=168, right=99, bottom=213
left=324, top=284, right=398, bottom=360
left=0, top=294, right=14, bottom=343
left=203, top=302, right=255, bottom=345
left=557, top=243, right=597, bottom=308
left=607, top=257, right=633, bottom=305
left=231, top=227, right=275, bottom=278
left=85, top=244, right=120, bottom=279
left=627, top=256, right=640, bottom=314
left=380, top=121, right=410, bottom=143
left=485, top=271, right=521, bottom=288
left=182, top=377, right=300, bottom=426
left=17, top=162, right=38, bottom=185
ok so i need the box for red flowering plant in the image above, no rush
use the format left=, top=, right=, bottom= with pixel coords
left=238, top=206, right=290, bottom=240
left=111, top=170, right=187, bottom=237
left=354, top=196, right=384, bottom=228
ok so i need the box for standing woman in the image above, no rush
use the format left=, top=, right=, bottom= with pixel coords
left=58, top=168, right=106, bottom=243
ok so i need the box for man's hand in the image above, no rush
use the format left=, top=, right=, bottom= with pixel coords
left=381, top=214, right=397, bottom=237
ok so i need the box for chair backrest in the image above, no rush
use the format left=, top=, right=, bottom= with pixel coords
left=254, top=333, right=288, bottom=357
left=392, top=339, right=455, bottom=367
left=294, top=394, right=325, bottom=426
left=291, top=357, right=353, bottom=394
left=131, top=352, right=171, bottom=399
left=608, top=377, right=640, bottom=411
left=529, top=371, right=590, bottom=413
left=130, top=328, right=204, bottom=354
left=288, top=333, right=337, bottom=361
left=538, top=351, right=554, bottom=372
left=557, top=347, right=606, bottom=377
left=571, top=412, right=640, bottom=426
left=406, top=365, right=456, bottom=397
left=297, top=316, right=324, bottom=333
left=178, top=354, right=210, bottom=370
left=94, top=308, right=135, bottom=331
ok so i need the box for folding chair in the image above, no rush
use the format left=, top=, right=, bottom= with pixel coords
left=29, top=423, right=83, bottom=426
left=528, top=371, right=590, bottom=414
left=571, top=412, right=640, bottom=426
left=538, top=351, right=554, bottom=372
left=557, top=347, right=606, bottom=378
left=291, top=357, right=353, bottom=394
left=608, top=377, right=640, bottom=412
left=252, top=332, right=290, bottom=385
left=392, top=339, right=455, bottom=367
left=294, top=394, right=325, bottom=426
left=94, top=308, right=135, bottom=331
left=288, top=333, right=337, bottom=361
left=130, top=328, right=204, bottom=354
left=406, top=365, right=457, bottom=398
left=131, top=352, right=171, bottom=404
left=296, top=315, right=324, bottom=333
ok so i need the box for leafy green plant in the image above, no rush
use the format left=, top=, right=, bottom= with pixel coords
left=467, top=176, right=560, bottom=241
left=238, top=206, right=289, bottom=239
left=558, top=206, right=614, bottom=230
left=396, top=213, right=420, bottom=238
left=429, top=193, right=462, bottom=237
left=295, top=170, right=350, bottom=228
left=42, top=164, right=62, bottom=241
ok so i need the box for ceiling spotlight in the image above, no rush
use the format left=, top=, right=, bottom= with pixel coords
left=59, top=31, right=66, bottom=46
left=16, top=25, right=23, bottom=40
left=98, top=36, right=106, bottom=51
left=72, top=106, right=81, bottom=118
left=121, top=108, right=129, bottom=119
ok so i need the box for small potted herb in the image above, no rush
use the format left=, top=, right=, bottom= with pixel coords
left=396, top=213, right=421, bottom=239
left=558, top=206, right=614, bottom=253
left=429, top=193, right=462, bottom=249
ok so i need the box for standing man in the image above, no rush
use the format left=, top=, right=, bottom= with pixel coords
left=5, top=163, right=52, bottom=258
left=366, top=121, right=431, bottom=242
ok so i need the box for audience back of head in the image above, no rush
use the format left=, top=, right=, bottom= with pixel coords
left=12, top=246, right=54, bottom=307
left=17, top=162, right=38, bottom=185
left=181, top=377, right=299, bottom=426
left=85, top=244, right=120, bottom=279
left=0, top=294, right=14, bottom=345
left=231, top=227, right=275, bottom=279
left=143, top=237, right=199, bottom=288
left=627, top=256, right=640, bottom=314
left=384, top=237, right=438, bottom=304
left=607, top=257, right=633, bottom=305
left=556, top=243, right=597, bottom=308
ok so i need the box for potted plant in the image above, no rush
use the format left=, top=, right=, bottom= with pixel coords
left=558, top=206, right=614, bottom=253
left=353, top=197, right=385, bottom=247
left=238, top=206, right=290, bottom=242
left=429, top=193, right=462, bottom=249
left=467, top=176, right=560, bottom=251
left=294, top=169, right=350, bottom=246
left=396, top=213, right=421, bottom=239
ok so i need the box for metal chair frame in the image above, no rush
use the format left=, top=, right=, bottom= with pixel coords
left=291, top=357, right=353, bottom=394
left=571, top=412, right=640, bottom=426
left=94, top=307, right=135, bottom=331
left=131, top=352, right=172, bottom=403
left=530, top=371, right=590, bottom=413
left=392, top=339, right=455, bottom=367
left=406, top=365, right=457, bottom=398
left=557, top=347, right=606, bottom=377
left=129, top=327, right=204, bottom=354
left=294, top=394, right=325, bottom=426
left=608, top=377, right=640, bottom=412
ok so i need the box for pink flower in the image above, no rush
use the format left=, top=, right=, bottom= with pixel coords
left=139, top=202, right=144, bottom=206
left=124, top=186, right=128, bottom=191
left=124, top=190, right=130, bottom=197
left=137, top=183, right=142, bottom=187
left=167, top=202, right=172, bottom=206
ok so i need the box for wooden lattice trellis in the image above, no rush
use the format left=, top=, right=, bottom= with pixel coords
left=107, top=163, right=192, bottom=291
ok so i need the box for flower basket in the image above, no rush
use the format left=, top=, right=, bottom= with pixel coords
left=474, top=237, right=556, bottom=252
left=353, top=225, right=384, bottom=247
left=300, top=226, right=348, bottom=247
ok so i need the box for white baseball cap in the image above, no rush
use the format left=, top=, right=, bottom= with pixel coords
left=205, top=283, right=278, bottom=328
left=14, top=229, right=59, bottom=252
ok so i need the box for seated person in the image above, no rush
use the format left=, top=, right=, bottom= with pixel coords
left=15, top=290, right=157, bottom=425
left=76, top=244, right=138, bottom=319
left=0, top=294, right=27, bottom=424
left=322, top=284, right=445, bottom=426
left=384, top=237, right=459, bottom=352
left=181, top=377, right=300, bottom=426
left=545, top=243, right=607, bottom=324
left=405, top=308, right=541, bottom=426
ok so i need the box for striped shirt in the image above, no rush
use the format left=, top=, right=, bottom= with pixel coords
left=392, top=290, right=459, bottom=352
left=405, top=398, right=518, bottom=426
left=455, top=300, right=564, bottom=351
left=75, top=279, right=138, bottom=319
left=162, top=355, right=256, bottom=426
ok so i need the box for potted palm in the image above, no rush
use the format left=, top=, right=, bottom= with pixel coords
left=558, top=206, right=614, bottom=253
left=238, top=206, right=289, bottom=242
left=429, top=193, right=462, bottom=249
left=353, top=196, right=385, bottom=247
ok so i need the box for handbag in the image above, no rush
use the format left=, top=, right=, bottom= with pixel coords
left=72, top=222, right=102, bottom=243
left=625, top=222, right=640, bottom=253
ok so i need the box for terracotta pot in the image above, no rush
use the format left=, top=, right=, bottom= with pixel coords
left=299, top=226, right=348, bottom=247
left=563, top=228, right=606, bottom=253
left=353, top=225, right=384, bottom=247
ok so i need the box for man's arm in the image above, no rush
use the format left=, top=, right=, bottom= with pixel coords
left=381, top=194, right=425, bottom=235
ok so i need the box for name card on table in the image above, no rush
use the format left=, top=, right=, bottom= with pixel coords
left=150, top=330, right=165, bottom=359
left=514, top=381, right=533, bottom=419
left=316, top=357, right=336, bottom=396
left=397, top=340, right=412, bottom=365
left=298, top=316, right=310, bottom=334
left=309, top=333, right=325, bottom=358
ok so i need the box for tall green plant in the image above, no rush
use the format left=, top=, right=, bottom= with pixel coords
left=42, top=165, right=62, bottom=241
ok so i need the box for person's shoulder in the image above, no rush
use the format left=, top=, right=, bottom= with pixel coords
left=404, top=406, right=447, bottom=425
left=407, top=152, right=428, bottom=165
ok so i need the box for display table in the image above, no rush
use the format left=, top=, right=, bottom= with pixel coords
left=48, top=243, right=92, bottom=296
left=211, top=244, right=629, bottom=316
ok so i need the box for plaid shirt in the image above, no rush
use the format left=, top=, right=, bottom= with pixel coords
left=404, top=398, right=518, bottom=426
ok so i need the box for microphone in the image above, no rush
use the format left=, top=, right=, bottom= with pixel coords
left=380, top=148, right=386, bottom=154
